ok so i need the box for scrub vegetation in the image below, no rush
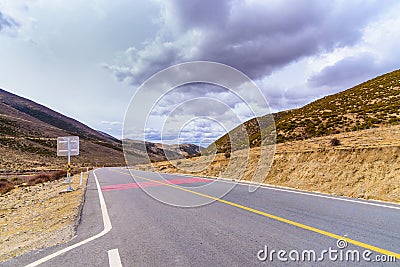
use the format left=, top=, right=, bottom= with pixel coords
left=213, top=69, right=400, bottom=153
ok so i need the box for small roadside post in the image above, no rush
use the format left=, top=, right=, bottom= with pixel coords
left=57, top=136, right=79, bottom=192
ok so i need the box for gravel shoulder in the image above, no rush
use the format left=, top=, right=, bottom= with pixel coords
left=0, top=174, right=87, bottom=262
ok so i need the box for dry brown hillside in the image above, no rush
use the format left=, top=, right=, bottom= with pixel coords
left=0, top=88, right=203, bottom=174
left=211, top=69, right=400, bottom=153
left=0, top=88, right=125, bottom=173
left=137, top=125, right=400, bottom=203
left=123, top=140, right=203, bottom=164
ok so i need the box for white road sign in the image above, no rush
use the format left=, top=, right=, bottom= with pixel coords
left=57, top=136, right=79, bottom=156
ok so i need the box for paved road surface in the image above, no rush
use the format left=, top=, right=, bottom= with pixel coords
left=5, top=167, right=400, bottom=266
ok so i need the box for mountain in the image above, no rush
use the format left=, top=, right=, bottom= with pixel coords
left=210, top=69, right=400, bottom=153
left=0, top=88, right=203, bottom=172
left=123, top=140, right=203, bottom=163
left=161, top=143, right=203, bottom=158
left=0, top=88, right=125, bottom=173
left=209, top=110, right=290, bottom=154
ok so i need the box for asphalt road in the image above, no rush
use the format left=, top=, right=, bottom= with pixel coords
left=5, top=167, right=400, bottom=266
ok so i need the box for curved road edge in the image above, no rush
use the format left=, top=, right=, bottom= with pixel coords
left=24, top=169, right=112, bottom=267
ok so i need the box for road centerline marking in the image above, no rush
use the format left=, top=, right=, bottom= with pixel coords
left=113, top=168, right=400, bottom=259
left=108, top=248, right=123, bottom=267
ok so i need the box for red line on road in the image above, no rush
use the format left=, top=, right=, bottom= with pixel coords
left=101, top=177, right=209, bottom=192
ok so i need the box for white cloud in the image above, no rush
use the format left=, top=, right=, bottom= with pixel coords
left=2, top=0, right=400, bottom=145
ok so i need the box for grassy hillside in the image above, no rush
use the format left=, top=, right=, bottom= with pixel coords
left=210, top=110, right=289, bottom=154
left=211, top=69, right=400, bottom=152
left=0, top=88, right=125, bottom=172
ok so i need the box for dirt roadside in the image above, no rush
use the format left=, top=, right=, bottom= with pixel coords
left=0, top=174, right=88, bottom=262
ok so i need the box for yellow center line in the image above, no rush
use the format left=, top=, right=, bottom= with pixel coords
left=111, top=169, right=400, bottom=259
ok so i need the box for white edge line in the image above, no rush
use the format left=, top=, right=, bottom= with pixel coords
left=127, top=169, right=400, bottom=210
left=24, top=169, right=112, bottom=267
left=207, top=176, right=400, bottom=210
left=108, top=248, right=123, bottom=267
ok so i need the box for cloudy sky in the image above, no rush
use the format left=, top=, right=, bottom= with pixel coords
left=1, top=0, right=399, bottom=145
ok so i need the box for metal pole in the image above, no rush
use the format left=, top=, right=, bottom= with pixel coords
left=65, top=138, right=70, bottom=184
left=67, top=137, right=71, bottom=169
left=67, top=137, right=73, bottom=191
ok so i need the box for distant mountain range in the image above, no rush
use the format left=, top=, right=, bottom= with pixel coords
left=0, top=88, right=201, bottom=172
left=4, top=68, right=399, bottom=172
left=123, top=140, right=203, bottom=164
left=211, top=69, right=400, bottom=153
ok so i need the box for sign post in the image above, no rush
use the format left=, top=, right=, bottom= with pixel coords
left=57, top=136, right=79, bottom=192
